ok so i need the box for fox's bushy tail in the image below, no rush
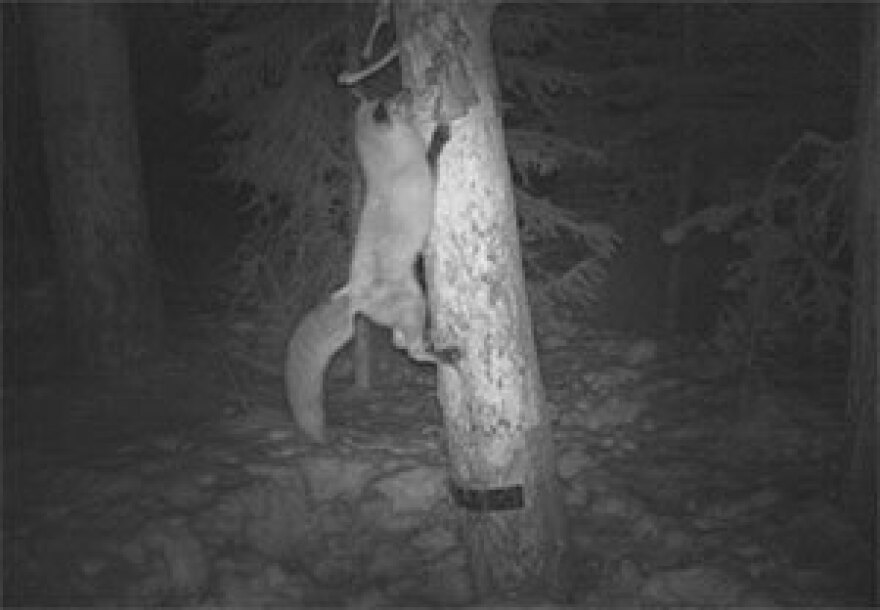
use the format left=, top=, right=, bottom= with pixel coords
left=284, top=291, right=354, bottom=443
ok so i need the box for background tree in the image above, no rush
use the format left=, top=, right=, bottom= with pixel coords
left=29, top=4, right=162, bottom=370
left=663, top=5, right=697, bottom=335
left=846, top=3, right=878, bottom=589
left=2, top=5, right=6, bottom=384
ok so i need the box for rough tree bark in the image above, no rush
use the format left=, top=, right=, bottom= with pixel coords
left=396, top=1, right=570, bottom=602
left=847, top=3, right=878, bottom=603
left=30, top=4, right=162, bottom=370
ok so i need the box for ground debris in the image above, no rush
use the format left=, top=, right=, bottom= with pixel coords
left=4, top=333, right=868, bottom=606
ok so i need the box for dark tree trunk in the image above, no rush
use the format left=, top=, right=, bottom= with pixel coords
left=30, top=4, right=162, bottom=370
left=664, top=4, right=697, bottom=336
left=847, top=4, right=878, bottom=603
left=2, top=5, right=6, bottom=385
left=397, top=1, right=569, bottom=602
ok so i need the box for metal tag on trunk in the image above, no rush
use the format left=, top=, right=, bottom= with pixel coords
left=449, top=479, right=524, bottom=512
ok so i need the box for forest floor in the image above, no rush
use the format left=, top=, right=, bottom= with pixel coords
left=3, top=321, right=873, bottom=607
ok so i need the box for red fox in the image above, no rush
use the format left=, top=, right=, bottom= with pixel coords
left=285, top=92, right=451, bottom=443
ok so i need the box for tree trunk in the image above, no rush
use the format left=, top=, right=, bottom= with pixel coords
left=664, top=4, right=697, bottom=336
left=847, top=4, right=878, bottom=603
left=397, top=1, right=569, bottom=602
left=2, top=5, right=6, bottom=387
left=30, top=4, right=162, bottom=370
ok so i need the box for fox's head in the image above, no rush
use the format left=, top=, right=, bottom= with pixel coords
left=354, top=92, right=427, bottom=181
